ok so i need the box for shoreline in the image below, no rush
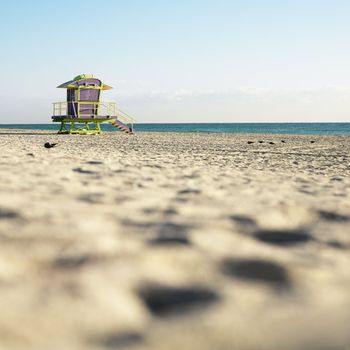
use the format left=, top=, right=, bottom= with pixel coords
left=0, top=127, right=350, bottom=138
left=1, top=123, right=350, bottom=136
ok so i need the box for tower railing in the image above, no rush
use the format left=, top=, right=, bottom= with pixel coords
left=52, top=101, right=135, bottom=127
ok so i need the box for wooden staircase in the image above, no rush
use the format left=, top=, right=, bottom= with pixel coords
left=110, top=119, right=134, bottom=134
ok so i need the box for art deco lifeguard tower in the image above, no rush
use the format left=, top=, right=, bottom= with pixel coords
left=52, top=74, right=134, bottom=134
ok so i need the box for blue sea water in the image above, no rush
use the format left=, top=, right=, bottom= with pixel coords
left=0, top=123, right=350, bottom=135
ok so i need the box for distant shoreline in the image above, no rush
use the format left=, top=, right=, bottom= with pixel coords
left=0, top=129, right=349, bottom=139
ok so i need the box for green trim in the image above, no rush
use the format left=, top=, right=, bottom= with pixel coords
left=73, top=74, right=93, bottom=81
left=55, top=119, right=134, bottom=135
left=57, top=120, right=108, bottom=135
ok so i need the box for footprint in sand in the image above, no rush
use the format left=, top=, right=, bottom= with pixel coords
left=0, top=207, right=20, bottom=219
left=163, top=207, right=178, bottom=216
left=221, top=258, right=291, bottom=289
left=89, top=331, right=144, bottom=349
left=72, top=167, right=99, bottom=175
left=52, top=254, right=95, bottom=270
left=327, top=240, right=348, bottom=250
left=318, top=210, right=350, bottom=222
left=230, top=215, right=257, bottom=228
left=148, top=235, right=190, bottom=246
left=138, top=285, right=219, bottom=317
left=254, top=229, right=312, bottom=246
left=177, top=188, right=201, bottom=195
left=158, top=221, right=191, bottom=236
left=85, top=160, right=104, bottom=165
left=78, top=193, right=104, bottom=204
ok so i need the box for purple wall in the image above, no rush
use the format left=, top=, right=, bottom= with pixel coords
left=67, top=78, right=102, bottom=118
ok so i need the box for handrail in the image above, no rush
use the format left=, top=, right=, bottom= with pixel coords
left=115, top=107, right=136, bottom=124
left=52, top=101, right=136, bottom=125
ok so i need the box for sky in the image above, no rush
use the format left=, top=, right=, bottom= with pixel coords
left=0, top=0, right=350, bottom=123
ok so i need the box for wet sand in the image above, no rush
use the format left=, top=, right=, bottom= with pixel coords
left=0, top=129, right=349, bottom=350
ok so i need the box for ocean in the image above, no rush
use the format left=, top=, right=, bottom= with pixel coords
left=0, top=123, right=350, bottom=135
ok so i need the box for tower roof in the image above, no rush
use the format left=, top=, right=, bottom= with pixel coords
left=57, top=74, right=113, bottom=90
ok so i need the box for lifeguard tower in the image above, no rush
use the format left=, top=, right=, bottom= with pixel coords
left=52, top=74, right=134, bottom=134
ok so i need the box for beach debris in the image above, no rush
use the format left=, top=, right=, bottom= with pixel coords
left=258, top=140, right=264, bottom=143
left=44, top=142, right=58, bottom=148
left=310, top=140, right=316, bottom=143
left=269, top=142, right=275, bottom=145
left=281, top=140, right=286, bottom=143
left=247, top=141, right=254, bottom=144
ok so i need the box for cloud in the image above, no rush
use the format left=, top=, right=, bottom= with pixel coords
left=117, top=86, right=350, bottom=101
left=115, top=87, right=350, bottom=123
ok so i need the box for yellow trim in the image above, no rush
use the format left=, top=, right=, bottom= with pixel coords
left=52, top=101, right=136, bottom=124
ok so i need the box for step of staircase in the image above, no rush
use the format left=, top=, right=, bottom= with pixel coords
left=110, top=120, right=133, bottom=134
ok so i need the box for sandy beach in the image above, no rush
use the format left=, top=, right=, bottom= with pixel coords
left=0, top=129, right=349, bottom=350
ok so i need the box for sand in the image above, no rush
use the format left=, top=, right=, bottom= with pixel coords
left=0, top=129, right=349, bottom=350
